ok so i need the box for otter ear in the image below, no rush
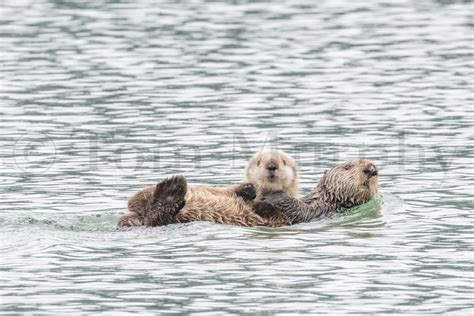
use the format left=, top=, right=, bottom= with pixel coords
left=153, top=176, right=187, bottom=203
left=343, top=164, right=352, bottom=170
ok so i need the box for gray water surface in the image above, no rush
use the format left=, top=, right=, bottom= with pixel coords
left=1, top=0, right=473, bottom=315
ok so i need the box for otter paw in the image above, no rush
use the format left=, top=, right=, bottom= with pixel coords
left=263, top=191, right=290, bottom=210
left=253, top=201, right=277, bottom=218
left=235, top=183, right=257, bottom=201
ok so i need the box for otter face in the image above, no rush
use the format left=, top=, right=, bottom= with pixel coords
left=319, top=159, right=378, bottom=208
left=244, top=149, right=299, bottom=196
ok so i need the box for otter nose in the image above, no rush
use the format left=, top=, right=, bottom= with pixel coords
left=364, top=165, right=378, bottom=177
left=266, top=162, right=278, bottom=171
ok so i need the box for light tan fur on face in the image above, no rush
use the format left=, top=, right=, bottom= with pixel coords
left=244, top=149, right=299, bottom=200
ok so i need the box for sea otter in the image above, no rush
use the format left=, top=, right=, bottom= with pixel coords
left=263, top=159, right=379, bottom=224
left=118, top=159, right=378, bottom=228
left=117, top=149, right=298, bottom=227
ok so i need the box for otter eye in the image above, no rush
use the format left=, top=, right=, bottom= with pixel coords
left=257, top=159, right=261, bottom=166
left=282, top=159, right=287, bottom=166
left=344, top=165, right=352, bottom=170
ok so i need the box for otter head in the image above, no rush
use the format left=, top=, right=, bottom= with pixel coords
left=244, top=149, right=299, bottom=198
left=318, top=159, right=378, bottom=209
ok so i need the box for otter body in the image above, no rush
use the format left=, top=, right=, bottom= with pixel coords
left=117, top=149, right=298, bottom=227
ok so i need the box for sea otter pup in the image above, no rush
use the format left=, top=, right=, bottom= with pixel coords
left=117, top=149, right=299, bottom=227
left=263, top=159, right=379, bottom=224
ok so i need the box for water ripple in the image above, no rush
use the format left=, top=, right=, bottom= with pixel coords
left=1, top=0, right=472, bottom=314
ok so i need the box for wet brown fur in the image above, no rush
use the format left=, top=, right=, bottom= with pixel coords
left=117, top=149, right=298, bottom=227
